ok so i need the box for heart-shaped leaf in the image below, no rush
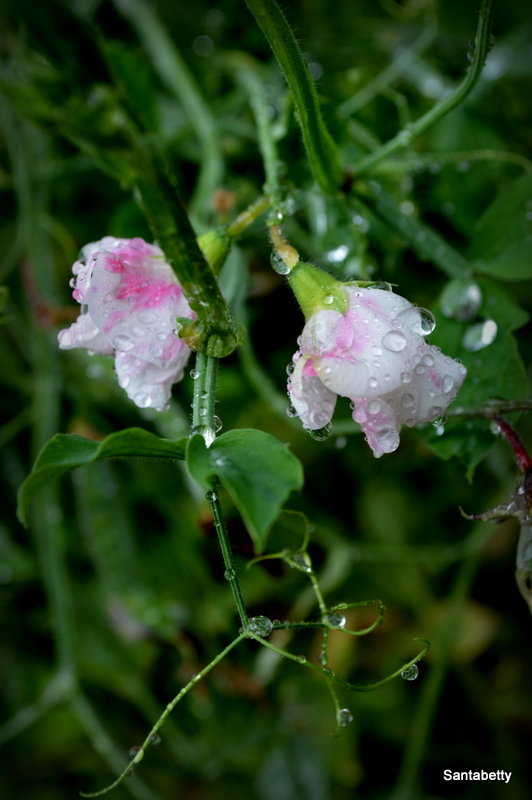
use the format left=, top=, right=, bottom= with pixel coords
left=186, top=430, right=304, bottom=552
left=18, top=428, right=186, bottom=526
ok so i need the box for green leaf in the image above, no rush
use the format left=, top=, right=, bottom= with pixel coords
left=186, top=430, right=304, bottom=552
left=422, top=277, right=529, bottom=476
left=17, top=428, right=186, bottom=526
left=469, top=172, right=532, bottom=280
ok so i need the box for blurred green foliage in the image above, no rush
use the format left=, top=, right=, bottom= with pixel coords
left=1, top=1, right=531, bottom=799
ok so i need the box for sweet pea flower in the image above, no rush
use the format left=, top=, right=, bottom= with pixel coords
left=288, top=285, right=466, bottom=457
left=58, top=236, right=194, bottom=411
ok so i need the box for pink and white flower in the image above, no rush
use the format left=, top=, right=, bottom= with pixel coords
left=58, top=236, right=194, bottom=411
left=287, top=286, right=466, bottom=457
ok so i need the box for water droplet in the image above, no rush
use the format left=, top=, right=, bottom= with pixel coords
left=248, top=616, right=274, bottom=637
left=205, top=490, right=217, bottom=502
left=190, top=368, right=199, bottom=379
left=286, top=404, right=297, bottom=419
left=69, top=277, right=77, bottom=288
left=368, top=400, right=381, bottom=416
left=213, top=415, right=223, bottom=432
left=307, top=423, right=332, bottom=441
left=401, top=393, right=415, bottom=408
left=337, top=708, right=354, bottom=727
left=128, top=745, right=142, bottom=758
left=462, top=320, right=497, bottom=351
left=374, top=428, right=399, bottom=452
left=112, top=334, right=134, bottom=351
left=325, top=245, right=349, bottom=264
left=394, top=307, right=435, bottom=336
left=440, top=279, right=482, bottom=321
left=296, top=654, right=307, bottom=664
left=371, top=281, right=393, bottom=292
left=368, top=377, right=378, bottom=388
left=286, top=362, right=295, bottom=376
left=289, top=553, right=312, bottom=573
left=352, top=214, right=369, bottom=233
left=199, top=407, right=207, bottom=417
left=326, top=610, right=346, bottom=629
left=401, top=664, right=419, bottom=681
left=224, top=568, right=235, bottom=581
left=400, top=371, right=412, bottom=384
left=270, top=251, right=290, bottom=275
left=323, top=294, right=335, bottom=305
left=371, top=345, right=382, bottom=356
left=134, top=393, right=152, bottom=408
left=317, top=650, right=328, bottom=666
left=382, top=329, right=407, bottom=352
left=149, top=734, right=161, bottom=746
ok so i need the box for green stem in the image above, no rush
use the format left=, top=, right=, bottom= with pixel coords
left=353, top=0, right=496, bottom=177
left=252, top=635, right=430, bottom=693
left=190, top=352, right=249, bottom=629
left=191, top=352, right=219, bottom=443
left=244, top=0, right=343, bottom=194
left=80, top=633, right=247, bottom=798
left=340, top=9, right=437, bottom=116
left=113, top=0, right=223, bottom=219
left=226, top=195, right=271, bottom=239
left=208, top=485, right=249, bottom=630
left=134, top=163, right=243, bottom=357
left=233, top=59, right=281, bottom=203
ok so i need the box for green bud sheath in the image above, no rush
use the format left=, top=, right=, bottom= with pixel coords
left=287, top=262, right=348, bottom=319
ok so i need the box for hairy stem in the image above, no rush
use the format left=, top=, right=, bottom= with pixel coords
left=244, top=0, right=343, bottom=193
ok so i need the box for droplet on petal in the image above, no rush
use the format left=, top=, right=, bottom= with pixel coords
left=442, top=375, right=455, bottom=394
left=382, top=329, right=407, bottom=352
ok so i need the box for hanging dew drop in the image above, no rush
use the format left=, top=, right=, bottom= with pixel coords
left=224, top=568, right=236, bottom=581
left=337, top=708, right=354, bottom=727
left=289, top=553, right=312, bottom=573
left=248, top=616, right=274, bottom=637
left=307, top=423, right=332, bottom=441
left=326, top=610, right=346, bottom=629
left=270, top=251, right=290, bottom=275
left=400, top=664, right=419, bottom=681
left=286, top=404, right=297, bottom=419
left=213, top=415, right=223, bottom=432
left=190, top=368, right=199, bottom=379
left=286, top=362, right=295, bottom=376
left=128, top=745, right=141, bottom=758
left=205, top=490, right=217, bottom=502
left=149, top=734, right=161, bottom=746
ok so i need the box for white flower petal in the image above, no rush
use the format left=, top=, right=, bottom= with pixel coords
left=289, top=285, right=467, bottom=456
left=58, top=312, right=113, bottom=355
left=58, top=236, right=194, bottom=410
left=288, top=355, right=337, bottom=430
